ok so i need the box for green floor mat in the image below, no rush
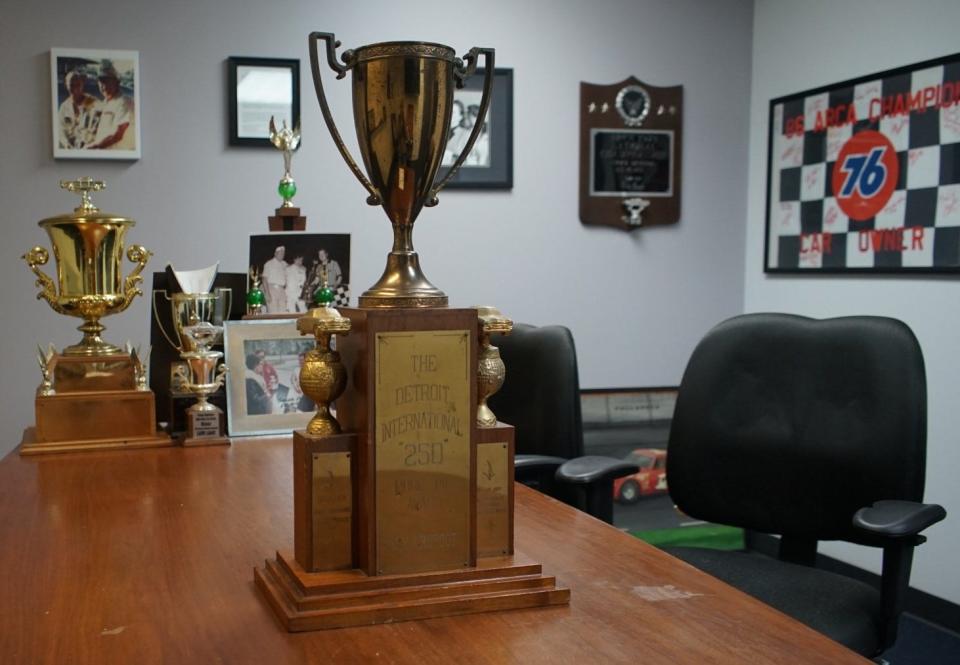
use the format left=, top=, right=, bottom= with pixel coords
left=630, top=525, right=744, bottom=550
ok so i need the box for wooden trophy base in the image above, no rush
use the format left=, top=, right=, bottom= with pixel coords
left=180, top=406, right=230, bottom=448
left=22, top=388, right=173, bottom=455
left=254, top=550, right=570, bottom=632
left=268, top=206, right=306, bottom=231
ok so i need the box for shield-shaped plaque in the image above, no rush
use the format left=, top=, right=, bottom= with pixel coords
left=579, top=77, right=683, bottom=230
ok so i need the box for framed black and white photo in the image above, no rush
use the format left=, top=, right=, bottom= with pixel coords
left=50, top=48, right=141, bottom=159
left=437, top=68, right=513, bottom=189
left=228, top=56, right=300, bottom=147
left=249, top=233, right=351, bottom=313
left=224, top=319, right=316, bottom=436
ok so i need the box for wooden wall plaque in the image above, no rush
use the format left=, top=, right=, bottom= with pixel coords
left=579, top=77, right=683, bottom=230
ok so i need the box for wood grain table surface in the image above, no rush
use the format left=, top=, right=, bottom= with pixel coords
left=0, top=437, right=868, bottom=664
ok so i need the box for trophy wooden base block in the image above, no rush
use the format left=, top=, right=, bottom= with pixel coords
left=23, top=388, right=173, bottom=455
left=268, top=207, right=306, bottom=231
left=254, top=550, right=570, bottom=632
left=181, top=435, right=231, bottom=448
left=20, top=427, right=173, bottom=456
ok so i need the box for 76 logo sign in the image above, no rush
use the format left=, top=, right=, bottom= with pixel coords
left=831, top=130, right=899, bottom=221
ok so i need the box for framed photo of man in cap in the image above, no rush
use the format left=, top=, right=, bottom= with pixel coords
left=50, top=48, right=141, bottom=159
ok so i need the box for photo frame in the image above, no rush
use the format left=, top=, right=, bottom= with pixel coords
left=228, top=56, right=300, bottom=147
left=764, top=51, right=960, bottom=274
left=249, top=233, right=351, bottom=313
left=224, top=319, right=316, bottom=436
left=50, top=48, right=141, bottom=159
left=437, top=68, right=513, bottom=189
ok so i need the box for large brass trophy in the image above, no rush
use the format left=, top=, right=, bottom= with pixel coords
left=254, top=33, right=568, bottom=632
left=20, top=178, right=171, bottom=454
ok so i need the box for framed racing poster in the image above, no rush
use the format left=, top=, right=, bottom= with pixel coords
left=764, top=52, right=960, bottom=273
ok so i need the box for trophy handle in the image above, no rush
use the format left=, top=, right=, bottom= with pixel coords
left=116, top=245, right=151, bottom=315
left=308, top=31, right=383, bottom=206
left=427, top=48, right=496, bottom=205
left=214, top=363, right=229, bottom=391
left=152, top=289, right=183, bottom=352
left=22, top=246, right=67, bottom=315
left=218, top=287, right=233, bottom=325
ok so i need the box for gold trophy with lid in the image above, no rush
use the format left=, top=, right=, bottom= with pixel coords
left=20, top=178, right=171, bottom=455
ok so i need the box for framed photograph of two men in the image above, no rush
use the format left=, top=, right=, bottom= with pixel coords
left=764, top=52, right=960, bottom=273
left=51, top=48, right=141, bottom=159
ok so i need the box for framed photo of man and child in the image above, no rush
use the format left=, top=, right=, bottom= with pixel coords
left=51, top=48, right=141, bottom=159
left=248, top=233, right=351, bottom=314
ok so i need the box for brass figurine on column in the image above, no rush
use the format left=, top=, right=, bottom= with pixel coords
left=296, top=306, right=351, bottom=436
left=475, top=306, right=513, bottom=427
left=20, top=178, right=170, bottom=455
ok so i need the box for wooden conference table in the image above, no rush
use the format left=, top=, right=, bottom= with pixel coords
left=0, top=438, right=867, bottom=664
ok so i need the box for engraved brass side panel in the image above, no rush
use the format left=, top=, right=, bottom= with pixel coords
left=311, top=451, right=353, bottom=571
left=375, top=330, right=471, bottom=575
left=477, top=441, right=510, bottom=557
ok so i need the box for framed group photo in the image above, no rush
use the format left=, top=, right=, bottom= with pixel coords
left=224, top=319, right=316, bottom=436
left=437, top=67, right=513, bottom=189
left=248, top=233, right=351, bottom=314
left=50, top=48, right=141, bottom=159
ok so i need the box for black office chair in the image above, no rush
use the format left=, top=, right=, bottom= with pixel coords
left=664, top=313, right=946, bottom=658
left=489, top=324, right=637, bottom=523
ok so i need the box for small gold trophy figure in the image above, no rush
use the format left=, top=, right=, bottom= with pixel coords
left=269, top=116, right=301, bottom=208
left=267, top=117, right=307, bottom=230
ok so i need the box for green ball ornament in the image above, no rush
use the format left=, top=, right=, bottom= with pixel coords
left=247, top=288, right=266, bottom=306
left=313, top=286, right=335, bottom=306
left=278, top=179, right=297, bottom=202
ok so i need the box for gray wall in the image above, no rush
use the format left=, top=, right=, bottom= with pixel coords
left=0, top=0, right=752, bottom=457
left=745, top=0, right=960, bottom=604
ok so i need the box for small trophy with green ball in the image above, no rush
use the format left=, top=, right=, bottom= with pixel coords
left=247, top=266, right=266, bottom=315
left=267, top=116, right=307, bottom=231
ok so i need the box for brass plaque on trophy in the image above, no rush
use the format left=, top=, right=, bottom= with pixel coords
left=579, top=77, right=683, bottom=230
left=311, top=451, right=353, bottom=571
left=477, top=440, right=510, bottom=557
left=375, top=330, right=471, bottom=575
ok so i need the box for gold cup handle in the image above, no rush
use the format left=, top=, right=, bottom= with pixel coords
left=309, top=31, right=383, bottom=207
left=22, top=246, right=67, bottom=315
left=116, top=245, right=151, bottom=315
left=151, top=289, right=183, bottom=352
left=427, top=48, right=496, bottom=205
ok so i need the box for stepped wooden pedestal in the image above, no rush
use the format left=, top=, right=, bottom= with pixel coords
left=255, top=550, right=569, bottom=632
left=254, top=307, right=569, bottom=630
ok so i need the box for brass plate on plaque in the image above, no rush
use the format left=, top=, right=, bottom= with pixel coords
left=312, top=451, right=353, bottom=571
left=477, top=441, right=510, bottom=557
left=375, top=330, right=471, bottom=575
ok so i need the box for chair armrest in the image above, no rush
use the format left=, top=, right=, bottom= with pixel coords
left=553, top=456, right=640, bottom=524
left=853, top=500, right=946, bottom=539
left=555, top=456, right=639, bottom=485
left=514, top=454, right=568, bottom=472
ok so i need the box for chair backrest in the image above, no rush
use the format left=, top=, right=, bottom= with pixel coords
left=488, top=324, right=585, bottom=459
left=668, top=313, right=927, bottom=542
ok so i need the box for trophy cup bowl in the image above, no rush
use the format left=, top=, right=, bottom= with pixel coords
left=153, top=264, right=231, bottom=354
left=178, top=322, right=229, bottom=416
left=23, top=183, right=151, bottom=356
left=309, top=33, right=495, bottom=308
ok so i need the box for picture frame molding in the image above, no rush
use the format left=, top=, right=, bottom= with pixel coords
left=228, top=56, right=301, bottom=148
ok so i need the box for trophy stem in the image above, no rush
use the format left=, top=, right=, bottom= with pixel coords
left=64, top=318, right=121, bottom=356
